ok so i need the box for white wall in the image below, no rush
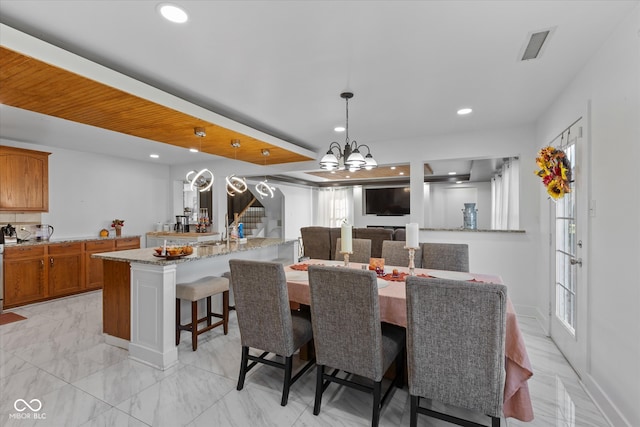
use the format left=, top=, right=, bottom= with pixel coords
left=1, top=139, right=172, bottom=239
left=276, top=183, right=315, bottom=240
left=535, top=5, right=640, bottom=426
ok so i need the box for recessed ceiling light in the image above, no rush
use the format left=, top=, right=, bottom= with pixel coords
left=345, top=175, right=350, bottom=178
left=457, top=108, right=473, bottom=115
left=189, top=148, right=198, bottom=153
left=456, top=181, right=463, bottom=184
left=158, top=3, right=188, bottom=23
left=150, top=154, right=159, bottom=159
left=399, top=172, right=405, bottom=175
left=330, top=171, right=336, bottom=174
left=390, top=166, right=396, bottom=170
left=334, top=126, right=345, bottom=132
left=448, top=171, right=456, bottom=175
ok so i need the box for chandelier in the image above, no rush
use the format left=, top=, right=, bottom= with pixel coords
left=255, top=149, right=275, bottom=199
left=319, top=92, right=377, bottom=171
left=226, top=140, right=248, bottom=197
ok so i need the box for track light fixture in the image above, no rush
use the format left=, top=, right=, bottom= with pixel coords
left=255, top=149, right=275, bottom=199
left=226, top=140, right=247, bottom=197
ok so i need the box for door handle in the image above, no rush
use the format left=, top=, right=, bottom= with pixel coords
left=570, top=257, right=582, bottom=266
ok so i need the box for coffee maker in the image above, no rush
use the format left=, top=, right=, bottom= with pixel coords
left=1, top=224, right=17, bottom=244
left=175, top=215, right=190, bottom=233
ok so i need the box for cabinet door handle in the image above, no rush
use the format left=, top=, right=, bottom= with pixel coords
left=50, top=258, right=54, bottom=266
left=41, top=259, right=44, bottom=267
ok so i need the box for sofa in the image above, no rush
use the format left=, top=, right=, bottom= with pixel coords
left=300, top=226, right=395, bottom=259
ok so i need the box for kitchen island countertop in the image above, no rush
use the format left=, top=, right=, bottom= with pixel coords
left=93, top=237, right=295, bottom=265
left=146, top=231, right=219, bottom=238
left=96, top=236, right=297, bottom=370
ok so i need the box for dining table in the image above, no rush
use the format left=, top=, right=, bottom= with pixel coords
left=284, top=259, right=534, bottom=422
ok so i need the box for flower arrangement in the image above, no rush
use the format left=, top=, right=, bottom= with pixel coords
left=535, top=147, right=572, bottom=200
left=111, top=219, right=125, bottom=228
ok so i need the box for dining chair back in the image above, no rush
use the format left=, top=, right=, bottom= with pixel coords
left=334, top=238, right=372, bottom=263
left=393, top=228, right=406, bottom=241
left=229, top=259, right=315, bottom=406
left=307, top=265, right=405, bottom=427
left=301, top=226, right=332, bottom=259
left=405, top=275, right=507, bottom=427
left=381, top=240, right=423, bottom=269
left=354, top=227, right=393, bottom=258
left=421, top=243, right=469, bottom=272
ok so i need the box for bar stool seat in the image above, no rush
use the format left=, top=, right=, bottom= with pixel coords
left=176, top=276, right=229, bottom=351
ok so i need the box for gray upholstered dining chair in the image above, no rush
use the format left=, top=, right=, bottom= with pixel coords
left=229, top=259, right=315, bottom=406
left=421, top=243, right=469, bottom=272
left=307, top=265, right=405, bottom=427
left=405, top=275, right=507, bottom=427
left=301, top=226, right=332, bottom=259
left=334, top=238, right=372, bottom=264
left=381, top=240, right=423, bottom=269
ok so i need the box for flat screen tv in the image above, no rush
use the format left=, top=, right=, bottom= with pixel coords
left=365, top=187, right=410, bottom=215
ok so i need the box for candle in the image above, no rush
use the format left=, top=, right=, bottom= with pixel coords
left=406, top=223, right=419, bottom=248
left=341, top=223, right=353, bottom=253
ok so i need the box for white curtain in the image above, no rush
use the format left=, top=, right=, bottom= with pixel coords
left=491, top=158, right=520, bottom=230
left=317, top=187, right=353, bottom=227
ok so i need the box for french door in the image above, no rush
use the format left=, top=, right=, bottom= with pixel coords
left=549, top=117, right=588, bottom=377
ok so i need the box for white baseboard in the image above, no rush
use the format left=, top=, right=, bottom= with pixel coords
left=514, top=304, right=632, bottom=426
left=582, top=374, right=632, bottom=427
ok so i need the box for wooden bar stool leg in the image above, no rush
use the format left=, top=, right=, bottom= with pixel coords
left=223, top=290, right=229, bottom=335
left=207, top=296, right=212, bottom=327
left=176, top=298, right=181, bottom=346
left=191, top=300, right=198, bottom=351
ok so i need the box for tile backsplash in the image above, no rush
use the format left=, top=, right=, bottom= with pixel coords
left=0, top=212, right=43, bottom=225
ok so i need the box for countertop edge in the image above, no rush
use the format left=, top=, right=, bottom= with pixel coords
left=92, top=238, right=296, bottom=265
left=421, top=228, right=526, bottom=233
left=3, top=235, right=142, bottom=247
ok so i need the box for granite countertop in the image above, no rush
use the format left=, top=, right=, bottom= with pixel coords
left=3, top=235, right=141, bottom=247
left=92, top=237, right=295, bottom=265
left=146, top=231, right=220, bottom=238
left=421, top=228, right=526, bottom=233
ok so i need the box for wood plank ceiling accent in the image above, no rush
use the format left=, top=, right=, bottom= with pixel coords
left=0, top=47, right=314, bottom=165
left=306, top=164, right=413, bottom=181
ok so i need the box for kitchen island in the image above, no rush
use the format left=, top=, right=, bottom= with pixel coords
left=93, top=238, right=297, bottom=370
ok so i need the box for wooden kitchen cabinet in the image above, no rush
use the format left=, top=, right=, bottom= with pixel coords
left=84, top=237, right=139, bottom=291
left=102, top=259, right=131, bottom=340
left=0, top=145, right=50, bottom=212
left=3, top=245, right=46, bottom=307
left=48, top=242, right=83, bottom=297
left=3, top=236, right=141, bottom=308
left=115, top=237, right=140, bottom=250
left=85, top=239, right=115, bottom=290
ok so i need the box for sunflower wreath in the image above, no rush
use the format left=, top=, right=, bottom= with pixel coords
left=535, top=146, right=572, bottom=200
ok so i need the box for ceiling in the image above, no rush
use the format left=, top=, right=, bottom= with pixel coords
left=0, top=1, right=636, bottom=182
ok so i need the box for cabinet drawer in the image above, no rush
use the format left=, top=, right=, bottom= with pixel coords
left=86, top=240, right=115, bottom=251
left=48, top=242, right=83, bottom=255
left=4, top=245, right=46, bottom=259
left=116, top=237, right=140, bottom=250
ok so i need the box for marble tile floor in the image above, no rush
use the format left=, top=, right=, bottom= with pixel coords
left=0, top=291, right=609, bottom=427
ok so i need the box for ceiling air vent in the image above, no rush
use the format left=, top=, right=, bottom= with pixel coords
left=521, top=30, right=551, bottom=61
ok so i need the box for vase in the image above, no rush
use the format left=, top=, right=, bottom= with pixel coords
left=115, top=225, right=122, bottom=237
left=462, top=203, right=478, bottom=230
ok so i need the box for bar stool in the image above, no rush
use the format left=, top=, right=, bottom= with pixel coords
left=176, top=276, right=229, bottom=351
